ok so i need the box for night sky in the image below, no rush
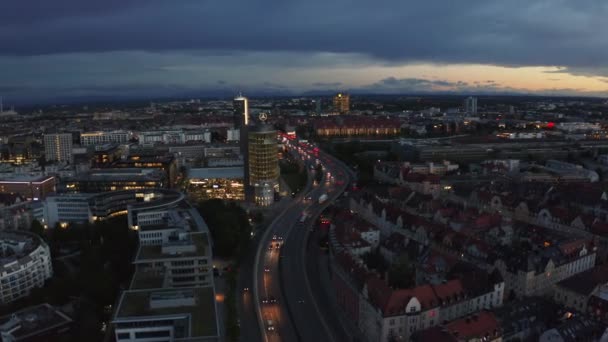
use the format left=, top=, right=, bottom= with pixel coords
left=2, top=0, right=608, bottom=103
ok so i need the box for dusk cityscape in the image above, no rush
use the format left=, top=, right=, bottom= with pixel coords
left=2, top=1, right=608, bottom=342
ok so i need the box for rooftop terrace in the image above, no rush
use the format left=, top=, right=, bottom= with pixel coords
left=135, top=232, right=209, bottom=261
left=114, top=287, right=217, bottom=338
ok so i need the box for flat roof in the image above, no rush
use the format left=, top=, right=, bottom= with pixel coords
left=114, top=287, right=217, bottom=337
left=0, top=303, right=72, bottom=339
left=188, top=167, right=244, bottom=180
left=130, top=270, right=165, bottom=290
left=135, top=233, right=209, bottom=261
left=0, top=175, right=54, bottom=183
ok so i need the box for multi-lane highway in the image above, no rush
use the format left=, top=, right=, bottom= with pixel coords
left=247, top=140, right=355, bottom=342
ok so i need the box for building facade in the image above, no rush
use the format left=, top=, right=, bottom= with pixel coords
left=0, top=231, right=53, bottom=304
left=248, top=125, right=279, bottom=206
left=0, top=175, right=55, bottom=200
left=43, top=133, right=73, bottom=164
left=138, top=130, right=211, bottom=146
left=113, top=196, right=220, bottom=341
left=333, top=93, right=350, bottom=114
left=80, top=131, right=130, bottom=146
left=37, top=189, right=185, bottom=229
left=64, top=168, right=166, bottom=193
left=464, top=96, right=478, bottom=114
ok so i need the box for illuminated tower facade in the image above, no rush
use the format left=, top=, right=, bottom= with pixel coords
left=234, top=94, right=251, bottom=199
left=248, top=121, right=279, bottom=206
left=333, top=93, right=350, bottom=114
left=233, top=95, right=249, bottom=129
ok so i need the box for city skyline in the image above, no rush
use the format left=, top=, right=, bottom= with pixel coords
left=2, top=1, right=608, bottom=103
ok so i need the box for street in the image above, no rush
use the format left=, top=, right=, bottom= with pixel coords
left=245, top=140, right=355, bottom=342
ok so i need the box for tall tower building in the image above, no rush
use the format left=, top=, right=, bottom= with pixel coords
left=44, top=133, right=73, bottom=164
left=464, top=96, right=478, bottom=114
left=333, top=93, right=350, bottom=114
left=233, top=95, right=249, bottom=129
left=234, top=94, right=251, bottom=199
left=248, top=121, right=279, bottom=206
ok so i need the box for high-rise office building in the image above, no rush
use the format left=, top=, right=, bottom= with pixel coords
left=333, top=93, right=350, bottom=114
left=234, top=95, right=251, bottom=199
left=233, top=94, right=249, bottom=129
left=464, top=96, right=478, bottom=114
left=248, top=123, right=279, bottom=206
left=44, top=133, right=73, bottom=164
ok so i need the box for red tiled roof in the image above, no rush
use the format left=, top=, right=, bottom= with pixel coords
left=558, top=239, right=587, bottom=256
left=366, top=278, right=439, bottom=316
left=592, top=221, right=608, bottom=235
left=445, top=311, right=500, bottom=340
left=432, top=279, right=464, bottom=304
left=474, top=213, right=502, bottom=230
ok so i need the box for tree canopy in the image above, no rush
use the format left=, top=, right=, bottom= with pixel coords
left=197, top=199, right=252, bottom=258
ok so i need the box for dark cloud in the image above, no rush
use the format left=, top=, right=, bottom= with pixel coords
left=312, top=82, right=343, bottom=87
left=1, top=0, right=608, bottom=70
left=367, top=77, right=469, bottom=91
left=349, top=76, right=607, bottom=97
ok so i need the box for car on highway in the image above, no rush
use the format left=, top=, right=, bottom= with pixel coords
left=262, top=297, right=269, bottom=304
left=266, top=320, right=275, bottom=331
left=269, top=295, right=277, bottom=303
left=243, top=287, right=249, bottom=292
left=264, top=266, right=270, bottom=272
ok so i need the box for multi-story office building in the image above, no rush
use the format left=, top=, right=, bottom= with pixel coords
left=37, top=189, right=184, bottom=229
left=110, top=154, right=178, bottom=187
left=0, top=231, right=53, bottom=304
left=248, top=124, right=279, bottom=206
left=464, top=96, right=478, bottom=114
left=113, top=196, right=220, bottom=341
left=64, top=168, right=166, bottom=193
left=80, top=131, right=130, bottom=147
left=138, top=130, right=211, bottom=146
left=333, top=93, right=350, bottom=114
left=91, top=144, right=123, bottom=167
left=113, top=287, right=219, bottom=342
left=43, top=133, right=73, bottom=164
left=186, top=167, right=245, bottom=202
left=132, top=218, right=213, bottom=288
left=0, top=175, right=55, bottom=200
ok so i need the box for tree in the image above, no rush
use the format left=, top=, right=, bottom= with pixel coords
left=197, top=200, right=252, bottom=258
left=388, top=254, right=415, bottom=289
left=362, top=248, right=388, bottom=273
left=30, top=219, right=45, bottom=238
left=315, top=164, right=324, bottom=183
